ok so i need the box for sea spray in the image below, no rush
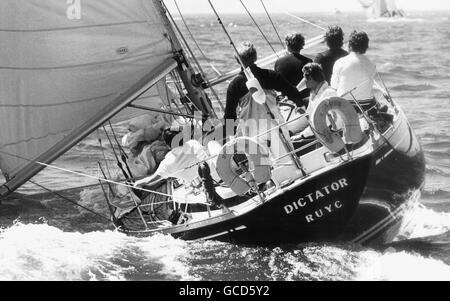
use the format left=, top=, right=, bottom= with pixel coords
left=0, top=222, right=193, bottom=281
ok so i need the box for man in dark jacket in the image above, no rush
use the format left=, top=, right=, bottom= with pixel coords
left=314, top=25, right=348, bottom=84
left=274, top=33, right=312, bottom=87
left=224, top=42, right=308, bottom=122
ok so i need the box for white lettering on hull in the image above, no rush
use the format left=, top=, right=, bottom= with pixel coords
left=305, top=201, right=343, bottom=223
left=283, top=178, right=349, bottom=215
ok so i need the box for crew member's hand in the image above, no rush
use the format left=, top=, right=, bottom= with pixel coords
left=134, top=179, right=147, bottom=188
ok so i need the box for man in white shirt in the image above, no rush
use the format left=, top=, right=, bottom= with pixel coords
left=293, top=63, right=338, bottom=139
left=331, top=31, right=376, bottom=110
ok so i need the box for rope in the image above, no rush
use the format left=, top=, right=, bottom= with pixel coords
left=239, top=0, right=278, bottom=55
left=104, top=126, right=131, bottom=181
left=0, top=150, right=193, bottom=203
left=108, top=121, right=134, bottom=179
left=260, top=0, right=285, bottom=48
left=29, top=180, right=112, bottom=222
left=282, top=11, right=327, bottom=31
left=97, top=163, right=119, bottom=223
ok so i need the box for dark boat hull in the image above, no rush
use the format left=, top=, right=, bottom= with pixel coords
left=154, top=155, right=373, bottom=245
left=340, top=111, right=426, bottom=245
left=121, top=111, right=425, bottom=246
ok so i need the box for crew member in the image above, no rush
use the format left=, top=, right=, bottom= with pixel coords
left=331, top=31, right=376, bottom=111
left=275, top=33, right=312, bottom=86
left=224, top=42, right=308, bottom=123
left=314, top=26, right=348, bottom=84
left=293, top=62, right=338, bottom=140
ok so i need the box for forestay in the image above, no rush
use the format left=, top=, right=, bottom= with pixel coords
left=0, top=0, right=176, bottom=194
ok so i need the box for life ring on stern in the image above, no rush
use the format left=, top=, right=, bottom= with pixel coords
left=216, top=137, right=272, bottom=196
left=310, top=97, right=363, bottom=153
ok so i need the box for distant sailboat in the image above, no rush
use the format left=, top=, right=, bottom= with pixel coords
left=359, top=0, right=405, bottom=19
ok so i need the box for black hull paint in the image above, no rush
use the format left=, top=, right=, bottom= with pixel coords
left=121, top=113, right=426, bottom=247
left=163, top=155, right=373, bottom=245
left=340, top=115, right=426, bottom=245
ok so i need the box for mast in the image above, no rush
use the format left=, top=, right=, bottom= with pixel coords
left=0, top=0, right=214, bottom=198
left=153, top=0, right=215, bottom=119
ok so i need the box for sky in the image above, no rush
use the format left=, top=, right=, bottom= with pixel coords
left=165, top=0, right=450, bottom=14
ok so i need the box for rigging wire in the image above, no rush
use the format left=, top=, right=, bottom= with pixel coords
left=171, top=0, right=225, bottom=112
left=259, top=0, right=285, bottom=48
left=239, top=0, right=278, bottom=55
left=174, top=0, right=222, bottom=77
left=0, top=150, right=194, bottom=203
left=162, top=0, right=225, bottom=114
left=282, top=11, right=327, bottom=31
left=96, top=129, right=113, bottom=180
left=29, top=180, right=112, bottom=222
left=104, top=125, right=132, bottom=181
left=97, top=163, right=119, bottom=223
left=207, top=0, right=250, bottom=73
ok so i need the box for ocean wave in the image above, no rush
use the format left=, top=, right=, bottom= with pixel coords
left=0, top=223, right=193, bottom=281
left=422, top=188, right=450, bottom=199
left=184, top=240, right=450, bottom=281
left=398, top=205, right=450, bottom=240
left=354, top=249, right=450, bottom=280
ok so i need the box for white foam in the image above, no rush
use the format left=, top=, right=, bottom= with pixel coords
left=0, top=222, right=193, bottom=281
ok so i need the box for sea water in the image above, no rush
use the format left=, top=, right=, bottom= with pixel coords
left=1, top=11, right=450, bottom=281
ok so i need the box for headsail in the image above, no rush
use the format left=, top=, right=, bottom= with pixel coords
left=0, top=0, right=178, bottom=195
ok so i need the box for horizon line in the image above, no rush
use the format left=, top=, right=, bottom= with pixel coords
left=172, top=9, right=450, bottom=15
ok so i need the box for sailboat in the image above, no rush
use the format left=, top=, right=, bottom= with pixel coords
left=0, top=0, right=424, bottom=246
left=359, top=0, right=405, bottom=19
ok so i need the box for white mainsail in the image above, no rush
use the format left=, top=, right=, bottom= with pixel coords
left=0, top=0, right=178, bottom=194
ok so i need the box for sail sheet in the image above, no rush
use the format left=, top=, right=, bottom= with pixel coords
left=0, top=0, right=175, bottom=191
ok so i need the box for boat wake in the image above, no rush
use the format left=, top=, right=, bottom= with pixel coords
left=0, top=222, right=195, bottom=281
left=0, top=203, right=449, bottom=281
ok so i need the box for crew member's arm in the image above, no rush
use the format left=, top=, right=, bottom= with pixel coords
left=134, top=174, right=164, bottom=188
left=249, top=64, right=308, bottom=108
left=224, top=74, right=248, bottom=121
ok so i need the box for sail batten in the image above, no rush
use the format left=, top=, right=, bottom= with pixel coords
left=0, top=0, right=178, bottom=194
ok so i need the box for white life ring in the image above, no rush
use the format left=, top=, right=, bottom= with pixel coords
left=216, top=137, right=272, bottom=196
left=310, top=97, right=363, bottom=153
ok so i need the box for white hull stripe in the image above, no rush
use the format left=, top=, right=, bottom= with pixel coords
left=194, top=225, right=247, bottom=241
left=351, top=204, right=406, bottom=244
left=351, top=190, right=421, bottom=244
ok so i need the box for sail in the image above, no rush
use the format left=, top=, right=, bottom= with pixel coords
left=386, top=0, right=399, bottom=11
left=359, top=0, right=403, bottom=18
left=0, top=0, right=177, bottom=194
